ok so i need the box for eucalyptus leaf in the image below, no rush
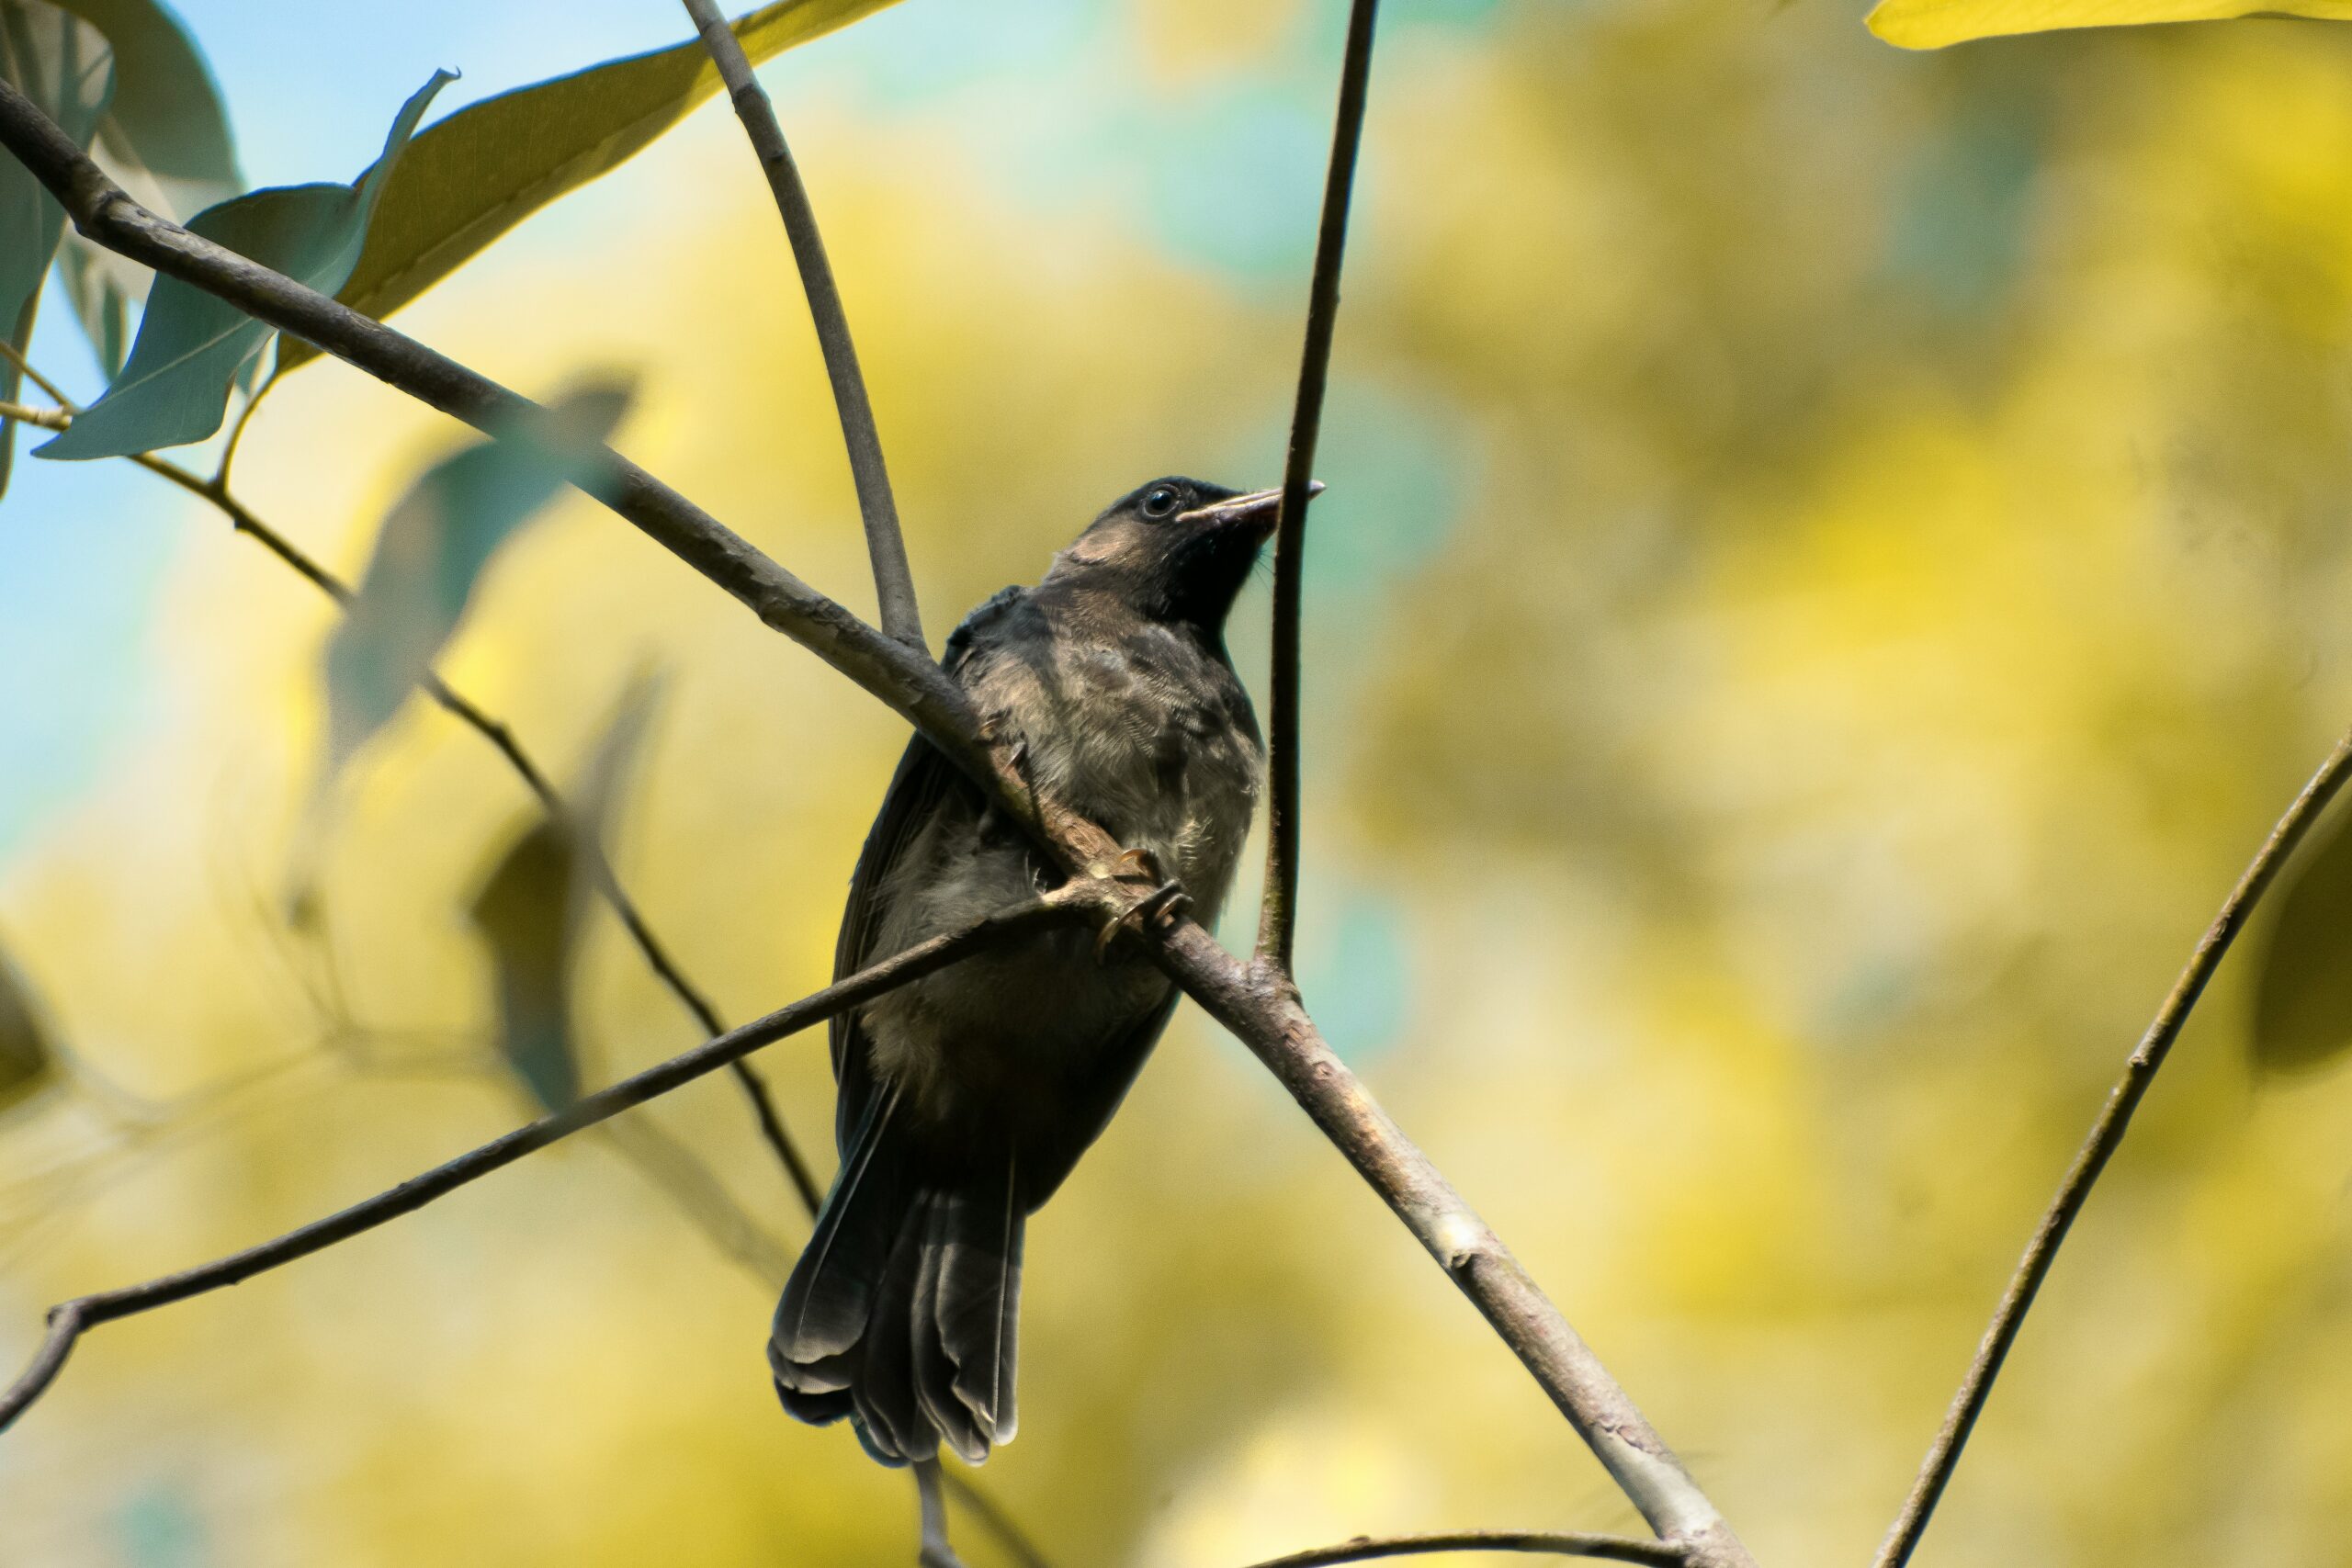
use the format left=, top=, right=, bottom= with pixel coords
left=0, top=0, right=113, bottom=498
left=0, top=938, right=56, bottom=1118
left=469, top=674, right=664, bottom=1113
left=48, top=0, right=238, bottom=213
left=38, top=69, right=450, bottom=462
left=277, top=0, right=901, bottom=376
left=56, top=231, right=130, bottom=378
left=1869, top=0, right=2352, bottom=49
left=322, top=379, right=632, bottom=776
left=2251, top=801, right=2352, bottom=1076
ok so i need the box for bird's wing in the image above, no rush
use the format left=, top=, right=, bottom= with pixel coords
left=829, top=587, right=1031, bottom=1151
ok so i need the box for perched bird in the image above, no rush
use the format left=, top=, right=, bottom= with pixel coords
left=769, top=475, right=1290, bottom=1467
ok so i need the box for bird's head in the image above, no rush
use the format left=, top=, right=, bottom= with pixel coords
left=1046, top=475, right=1317, bottom=635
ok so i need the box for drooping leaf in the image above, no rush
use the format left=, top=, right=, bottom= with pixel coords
left=48, top=0, right=238, bottom=213
left=37, top=70, right=450, bottom=462
left=469, top=674, right=664, bottom=1113
left=321, top=378, right=632, bottom=776
left=55, top=231, right=130, bottom=378
left=1868, top=0, right=2352, bottom=49
left=41, top=0, right=241, bottom=377
left=0, top=938, right=57, bottom=1118
left=472, top=822, right=577, bottom=1111
left=2250, top=800, right=2352, bottom=1076
left=276, top=0, right=901, bottom=377
left=0, top=1, right=113, bottom=498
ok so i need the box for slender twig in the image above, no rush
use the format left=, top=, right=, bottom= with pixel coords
left=0, top=398, right=65, bottom=430
left=0, top=338, right=69, bottom=403
left=0, top=886, right=1092, bottom=1434
left=681, top=0, right=922, bottom=651
left=0, top=86, right=1747, bottom=1562
left=1872, top=728, right=2352, bottom=1567
left=17, top=389, right=826, bottom=1213
left=1255, top=0, right=1376, bottom=972
left=1233, top=1531, right=1690, bottom=1568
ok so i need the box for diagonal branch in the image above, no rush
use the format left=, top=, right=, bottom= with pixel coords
left=1871, top=726, right=2352, bottom=1568
left=0, top=886, right=1092, bottom=1434
left=681, top=0, right=923, bottom=651
left=1235, top=1531, right=1689, bottom=1568
left=0, top=81, right=1748, bottom=1563
left=6, top=388, right=825, bottom=1213
left=1256, top=0, right=1377, bottom=972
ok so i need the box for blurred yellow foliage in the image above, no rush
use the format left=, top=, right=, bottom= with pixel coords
left=9, top=3, right=2352, bottom=1566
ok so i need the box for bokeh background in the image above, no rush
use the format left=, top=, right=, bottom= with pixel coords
left=7, top=1, right=2352, bottom=1563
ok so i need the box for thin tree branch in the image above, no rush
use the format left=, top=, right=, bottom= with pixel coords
left=0, top=886, right=1094, bottom=1434
left=0, top=86, right=1747, bottom=1562
left=0, top=338, right=70, bottom=403
left=1872, top=727, right=2352, bottom=1568
left=0, top=397, right=65, bottom=429
left=681, top=0, right=922, bottom=651
left=1234, top=1531, right=1689, bottom=1568
left=1256, top=0, right=1376, bottom=972
left=16, top=387, right=827, bottom=1213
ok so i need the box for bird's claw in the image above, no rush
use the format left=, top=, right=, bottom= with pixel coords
left=1093, top=879, right=1191, bottom=963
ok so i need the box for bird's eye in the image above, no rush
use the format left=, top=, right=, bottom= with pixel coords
left=1141, top=486, right=1181, bottom=519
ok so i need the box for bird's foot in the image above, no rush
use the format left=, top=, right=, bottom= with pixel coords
left=1093, top=879, right=1191, bottom=963
left=1113, top=845, right=1165, bottom=885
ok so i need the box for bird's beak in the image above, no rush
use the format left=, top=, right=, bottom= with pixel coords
left=1176, top=480, right=1325, bottom=537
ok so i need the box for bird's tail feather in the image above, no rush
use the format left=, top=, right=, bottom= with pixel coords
left=769, top=1103, right=1024, bottom=1466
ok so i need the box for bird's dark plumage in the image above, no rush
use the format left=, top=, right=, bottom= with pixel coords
left=769, top=477, right=1280, bottom=1465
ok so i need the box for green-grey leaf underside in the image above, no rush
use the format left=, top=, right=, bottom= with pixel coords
left=275, top=0, right=901, bottom=376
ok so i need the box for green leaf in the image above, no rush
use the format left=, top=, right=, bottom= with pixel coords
left=321, top=378, right=631, bottom=775
left=40, top=0, right=241, bottom=378
left=37, top=69, right=450, bottom=462
left=469, top=674, right=663, bottom=1112
left=49, top=0, right=238, bottom=213
left=0, top=937, right=57, bottom=1118
left=276, top=0, right=901, bottom=377
left=0, top=1, right=114, bottom=498
left=55, top=231, right=130, bottom=378
left=2251, top=802, right=2352, bottom=1076
left=1868, top=0, right=2352, bottom=49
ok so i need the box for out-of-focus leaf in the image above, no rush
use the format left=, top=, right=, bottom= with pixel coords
left=0, top=1, right=113, bottom=498
left=41, top=0, right=241, bottom=376
left=55, top=231, right=130, bottom=378
left=2251, top=803, right=2352, bottom=1076
left=37, top=70, right=450, bottom=462
left=1868, top=0, right=2352, bottom=48
left=472, top=823, right=576, bottom=1111
left=320, top=378, right=632, bottom=776
left=469, top=674, right=664, bottom=1113
left=276, top=0, right=900, bottom=376
left=50, top=0, right=238, bottom=212
left=0, top=939, right=56, bottom=1117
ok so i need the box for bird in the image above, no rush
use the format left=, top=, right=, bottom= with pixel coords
left=768, top=474, right=1293, bottom=1470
